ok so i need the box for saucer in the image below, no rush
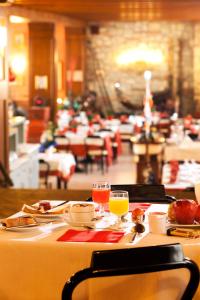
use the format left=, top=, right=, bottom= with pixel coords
left=65, top=216, right=95, bottom=227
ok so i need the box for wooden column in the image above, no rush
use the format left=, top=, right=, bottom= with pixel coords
left=29, top=22, right=55, bottom=119
left=65, top=27, right=86, bottom=99
left=0, top=99, right=9, bottom=173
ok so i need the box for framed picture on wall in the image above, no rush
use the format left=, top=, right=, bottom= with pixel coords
left=34, top=75, right=48, bottom=89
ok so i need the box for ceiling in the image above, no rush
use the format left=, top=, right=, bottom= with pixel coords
left=12, top=0, right=200, bottom=22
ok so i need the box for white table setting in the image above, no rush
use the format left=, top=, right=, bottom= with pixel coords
left=0, top=198, right=200, bottom=300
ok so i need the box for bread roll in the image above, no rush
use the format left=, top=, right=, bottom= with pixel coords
left=1, top=216, right=36, bottom=228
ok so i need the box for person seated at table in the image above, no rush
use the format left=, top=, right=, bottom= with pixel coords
left=8, top=100, right=27, bottom=118
left=39, top=121, right=56, bottom=152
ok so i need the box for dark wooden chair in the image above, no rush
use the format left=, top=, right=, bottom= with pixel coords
left=62, top=243, right=200, bottom=300
left=39, top=159, right=50, bottom=188
left=111, top=184, right=176, bottom=203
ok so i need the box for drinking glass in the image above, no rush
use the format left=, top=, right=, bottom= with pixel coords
left=92, top=181, right=110, bottom=216
left=109, top=190, right=129, bottom=228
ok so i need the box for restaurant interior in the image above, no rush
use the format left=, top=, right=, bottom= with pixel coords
left=1, top=1, right=200, bottom=300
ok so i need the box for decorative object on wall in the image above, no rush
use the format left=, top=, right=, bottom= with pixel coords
left=34, top=75, right=48, bottom=90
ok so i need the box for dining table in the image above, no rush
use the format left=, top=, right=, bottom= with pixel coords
left=55, top=131, right=114, bottom=168
left=0, top=200, right=200, bottom=300
left=164, top=141, right=200, bottom=162
left=38, top=152, right=76, bottom=188
left=162, top=160, right=200, bottom=190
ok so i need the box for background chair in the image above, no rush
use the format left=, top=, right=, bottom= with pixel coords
left=39, top=159, right=50, bottom=188
left=54, top=135, right=70, bottom=152
left=111, top=184, right=176, bottom=203
left=62, top=243, right=199, bottom=300
left=85, top=136, right=109, bottom=174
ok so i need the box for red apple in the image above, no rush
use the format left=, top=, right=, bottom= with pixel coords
left=168, top=202, right=176, bottom=222
left=174, top=199, right=197, bottom=224
left=195, top=205, right=200, bottom=223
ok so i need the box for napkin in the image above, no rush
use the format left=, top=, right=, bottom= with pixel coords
left=168, top=160, right=179, bottom=183
left=57, top=229, right=125, bottom=243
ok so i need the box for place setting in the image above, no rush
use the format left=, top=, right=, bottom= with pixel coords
left=0, top=200, right=70, bottom=232
left=57, top=181, right=148, bottom=243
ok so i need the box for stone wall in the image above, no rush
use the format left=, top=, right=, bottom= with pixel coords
left=86, top=21, right=197, bottom=116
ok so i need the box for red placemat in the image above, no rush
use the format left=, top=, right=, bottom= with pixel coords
left=57, top=229, right=125, bottom=243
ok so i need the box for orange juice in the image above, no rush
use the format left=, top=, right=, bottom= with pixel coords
left=109, top=197, right=129, bottom=216
left=92, top=189, right=110, bottom=204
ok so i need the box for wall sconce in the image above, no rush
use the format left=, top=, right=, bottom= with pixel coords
left=10, top=54, right=26, bottom=75
left=9, top=15, right=29, bottom=24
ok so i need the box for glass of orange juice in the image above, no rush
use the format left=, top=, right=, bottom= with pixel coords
left=92, top=181, right=110, bottom=216
left=109, top=190, right=129, bottom=228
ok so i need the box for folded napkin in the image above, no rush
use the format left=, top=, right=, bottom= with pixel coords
left=57, top=229, right=125, bottom=243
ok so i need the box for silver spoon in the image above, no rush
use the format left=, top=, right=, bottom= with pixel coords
left=130, top=223, right=145, bottom=242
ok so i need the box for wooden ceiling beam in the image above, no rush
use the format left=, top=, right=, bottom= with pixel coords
left=11, top=0, right=200, bottom=22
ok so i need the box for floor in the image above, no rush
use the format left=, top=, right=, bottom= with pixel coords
left=46, top=143, right=137, bottom=190
left=68, top=153, right=137, bottom=190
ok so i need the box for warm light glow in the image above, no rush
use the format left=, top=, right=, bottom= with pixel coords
left=116, top=45, right=164, bottom=66
left=114, top=82, right=121, bottom=89
left=57, top=98, right=63, bottom=105
left=0, top=25, right=7, bottom=50
left=144, top=70, right=152, bottom=81
left=11, top=54, right=26, bottom=74
left=9, top=15, right=29, bottom=24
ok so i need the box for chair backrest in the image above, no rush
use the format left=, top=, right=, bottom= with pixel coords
left=54, top=135, right=69, bottom=146
left=132, top=143, right=164, bottom=155
left=54, top=136, right=70, bottom=152
left=62, top=243, right=200, bottom=300
left=85, top=136, right=105, bottom=147
left=111, top=184, right=176, bottom=203
left=39, top=159, right=50, bottom=188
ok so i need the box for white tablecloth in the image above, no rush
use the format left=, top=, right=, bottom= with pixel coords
left=162, top=161, right=200, bottom=189
left=164, top=142, right=200, bottom=161
left=0, top=203, right=200, bottom=300
left=38, top=152, right=76, bottom=178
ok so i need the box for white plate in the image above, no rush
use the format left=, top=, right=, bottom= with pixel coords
left=65, top=217, right=95, bottom=227
left=167, top=222, right=200, bottom=228
left=1, top=223, right=40, bottom=232
left=25, top=213, right=65, bottom=220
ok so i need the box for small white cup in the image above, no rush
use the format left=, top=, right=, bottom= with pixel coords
left=148, top=212, right=167, bottom=234
left=67, top=202, right=95, bottom=223
left=194, top=183, right=200, bottom=204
